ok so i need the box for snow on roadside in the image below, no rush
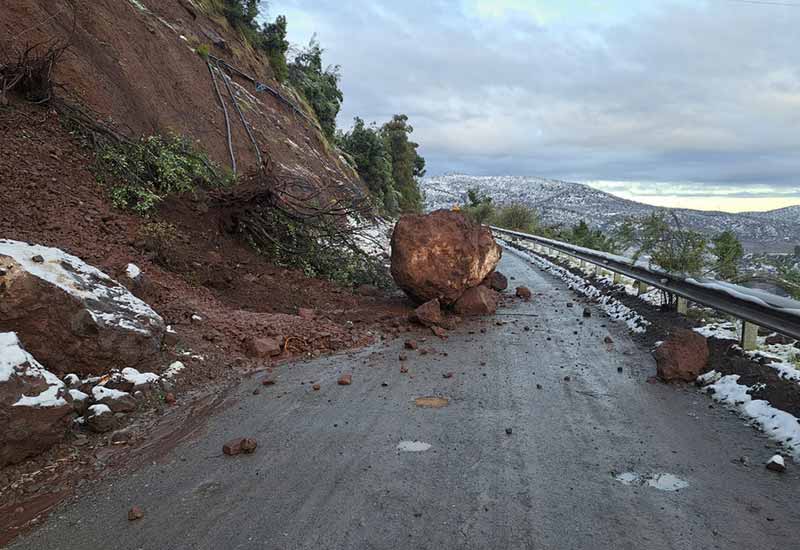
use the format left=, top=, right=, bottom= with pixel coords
left=698, top=371, right=800, bottom=459
left=501, top=240, right=650, bottom=334
left=1, top=332, right=68, bottom=408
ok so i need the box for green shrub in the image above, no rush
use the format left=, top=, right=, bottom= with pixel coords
left=97, top=134, right=230, bottom=215
left=261, top=15, right=289, bottom=82
left=492, top=204, right=541, bottom=233
left=288, top=39, right=343, bottom=141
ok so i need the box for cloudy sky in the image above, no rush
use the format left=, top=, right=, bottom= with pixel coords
left=266, top=0, right=800, bottom=212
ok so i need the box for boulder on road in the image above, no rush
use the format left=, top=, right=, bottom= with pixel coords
left=655, top=329, right=709, bottom=382
left=412, top=299, right=443, bottom=327
left=454, top=286, right=500, bottom=316
left=0, top=240, right=165, bottom=377
left=482, top=271, right=508, bottom=292
left=1, top=332, right=74, bottom=467
left=390, top=210, right=502, bottom=305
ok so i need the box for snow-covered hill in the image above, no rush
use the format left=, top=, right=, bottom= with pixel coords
left=422, top=175, right=800, bottom=253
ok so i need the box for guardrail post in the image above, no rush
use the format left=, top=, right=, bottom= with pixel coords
left=613, top=272, right=622, bottom=285
left=636, top=281, right=648, bottom=295
left=676, top=297, right=688, bottom=315
left=741, top=321, right=758, bottom=351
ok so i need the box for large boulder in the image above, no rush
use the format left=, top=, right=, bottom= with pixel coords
left=454, top=286, right=500, bottom=316
left=412, top=299, right=443, bottom=327
left=1, top=332, right=74, bottom=467
left=655, top=329, right=709, bottom=382
left=390, top=210, right=502, bottom=305
left=0, top=240, right=165, bottom=376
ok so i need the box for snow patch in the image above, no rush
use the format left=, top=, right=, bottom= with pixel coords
left=397, top=441, right=432, bottom=452
left=121, top=367, right=160, bottom=386
left=92, top=386, right=130, bottom=401
left=1, top=332, right=67, bottom=408
left=163, top=361, right=185, bottom=379
left=615, top=472, right=689, bottom=491
left=699, top=371, right=800, bottom=458
left=126, top=263, right=141, bottom=279
left=88, top=404, right=111, bottom=417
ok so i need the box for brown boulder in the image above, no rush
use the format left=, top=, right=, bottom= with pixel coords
left=245, top=336, right=284, bottom=358
left=412, top=299, right=443, bottom=327
left=1, top=332, right=74, bottom=467
left=0, top=240, right=165, bottom=376
left=515, top=286, right=532, bottom=300
left=454, top=286, right=500, bottom=316
left=655, top=329, right=709, bottom=382
left=390, top=210, right=502, bottom=305
left=483, top=271, right=509, bottom=292
left=86, top=403, right=115, bottom=433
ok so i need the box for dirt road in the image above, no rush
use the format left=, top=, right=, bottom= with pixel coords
left=9, top=250, right=799, bottom=550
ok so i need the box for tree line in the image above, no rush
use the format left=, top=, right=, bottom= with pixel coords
left=215, top=1, right=425, bottom=216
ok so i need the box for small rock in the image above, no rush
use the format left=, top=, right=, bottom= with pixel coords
left=399, top=353, right=408, bottom=361
left=128, top=506, right=144, bottom=521
left=381, top=382, right=389, bottom=387
left=400, top=366, right=409, bottom=374
left=111, top=429, right=133, bottom=445
left=31, top=255, right=44, bottom=263
left=404, top=340, right=418, bottom=350
left=164, top=392, right=176, bottom=405
left=583, top=307, right=592, bottom=318
left=505, top=427, right=513, bottom=435
left=312, top=383, right=321, bottom=391
left=338, top=374, right=352, bottom=386
left=617, top=367, right=623, bottom=373
left=566, top=303, right=574, bottom=308
left=413, top=299, right=444, bottom=327
left=766, top=455, right=786, bottom=473
left=515, top=286, right=532, bottom=300
left=536, top=384, right=543, bottom=389
left=252, top=389, right=260, bottom=395
left=431, top=326, right=448, bottom=338
left=442, top=372, right=454, bottom=379
left=604, top=336, right=614, bottom=344
left=564, top=376, right=571, bottom=381
left=223, top=437, right=258, bottom=456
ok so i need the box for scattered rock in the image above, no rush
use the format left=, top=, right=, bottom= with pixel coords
left=765, top=334, right=792, bottom=346
left=515, top=286, right=532, bottom=300
left=244, top=336, right=283, bottom=359
left=223, top=437, right=258, bottom=456
left=400, top=366, right=409, bottom=374
left=766, top=455, right=786, bottom=473
left=91, top=386, right=137, bottom=413
left=0, top=240, right=165, bottom=376
left=404, top=340, right=418, bottom=350
left=582, top=307, right=592, bottom=318
left=297, top=308, right=316, bottom=320
left=86, top=404, right=115, bottom=433
left=604, top=336, right=614, bottom=344
left=505, top=427, right=513, bottom=435
left=564, top=376, right=571, bottom=381
left=412, top=299, right=443, bottom=327
left=128, top=506, right=144, bottom=521
left=431, top=326, right=448, bottom=338
left=399, top=353, right=408, bottom=361
left=312, top=383, right=321, bottom=391
left=261, top=378, right=276, bottom=386
left=536, top=384, right=543, bottom=389
left=442, top=372, right=454, bottom=379
left=111, top=429, right=133, bottom=444
left=454, top=286, right=500, bottom=316
left=338, top=374, right=352, bottom=386
left=164, top=392, right=176, bottom=405
left=390, top=210, right=502, bottom=305
left=655, top=329, right=710, bottom=382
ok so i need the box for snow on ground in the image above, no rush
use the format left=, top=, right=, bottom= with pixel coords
left=163, top=361, right=185, bottom=379
left=501, top=240, right=650, bottom=334
left=1, top=332, right=67, bottom=408
left=350, top=216, right=392, bottom=257
left=92, top=385, right=130, bottom=401
left=699, top=371, right=800, bottom=459
left=121, top=367, right=160, bottom=387
left=0, top=239, right=163, bottom=336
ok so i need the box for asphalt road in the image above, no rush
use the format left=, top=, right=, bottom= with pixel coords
left=9, top=250, right=800, bottom=550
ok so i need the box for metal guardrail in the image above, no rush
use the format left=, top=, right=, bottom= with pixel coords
left=491, top=226, right=800, bottom=343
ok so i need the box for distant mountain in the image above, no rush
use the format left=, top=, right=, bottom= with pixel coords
left=421, top=174, right=800, bottom=253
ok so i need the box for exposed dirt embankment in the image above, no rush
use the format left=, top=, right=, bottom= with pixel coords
left=2, top=0, right=357, bottom=187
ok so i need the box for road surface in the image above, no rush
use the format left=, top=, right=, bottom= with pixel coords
left=9, top=250, right=800, bottom=550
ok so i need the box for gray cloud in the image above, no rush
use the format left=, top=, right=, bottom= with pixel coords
left=270, top=0, right=800, bottom=193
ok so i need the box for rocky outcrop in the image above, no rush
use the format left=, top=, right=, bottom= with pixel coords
left=454, top=286, right=500, bottom=316
left=0, top=240, right=165, bottom=376
left=390, top=210, right=502, bottom=305
left=655, top=329, right=709, bottom=382
left=1, top=332, right=73, bottom=467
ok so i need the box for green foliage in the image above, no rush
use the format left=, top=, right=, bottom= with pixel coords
left=288, top=38, right=343, bottom=140
left=220, top=0, right=260, bottom=33
left=633, top=212, right=708, bottom=276
left=196, top=43, right=211, bottom=60
left=711, top=230, right=744, bottom=280
left=260, top=15, right=289, bottom=82
left=492, top=204, right=540, bottom=233
left=462, top=187, right=495, bottom=225
left=337, top=118, right=398, bottom=213
left=380, top=114, right=425, bottom=213
left=97, top=135, right=230, bottom=215
left=562, top=220, right=620, bottom=254
left=779, top=266, right=800, bottom=300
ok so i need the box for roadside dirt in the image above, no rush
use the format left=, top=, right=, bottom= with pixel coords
left=0, top=101, right=420, bottom=544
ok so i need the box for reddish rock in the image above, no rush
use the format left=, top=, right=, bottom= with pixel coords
left=164, top=392, right=176, bottom=405
left=128, top=506, right=144, bottom=521
left=400, top=366, right=409, bottom=374
left=515, top=286, right=532, bottom=300
left=0, top=241, right=165, bottom=376
left=261, top=378, right=276, bottom=386
left=655, top=329, right=709, bottom=382
left=338, top=374, right=352, bottom=386
left=454, top=286, right=499, bottom=316
left=483, top=271, right=509, bottom=292
left=244, top=336, right=283, bottom=359
left=312, top=383, right=321, bottom=391
left=404, top=340, right=418, bottom=350
left=390, top=210, right=502, bottom=305
left=413, top=299, right=443, bottom=327
left=431, top=326, right=448, bottom=339
left=0, top=333, right=74, bottom=467
left=399, top=353, right=408, bottom=361
left=442, top=372, right=454, bottom=379
left=604, top=336, right=614, bottom=344
left=765, top=333, right=792, bottom=346
left=223, top=437, right=258, bottom=456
